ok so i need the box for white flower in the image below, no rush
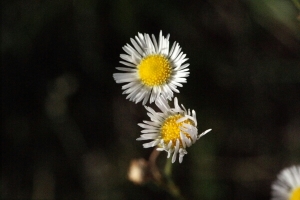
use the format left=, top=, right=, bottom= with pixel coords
left=271, top=165, right=300, bottom=200
left=137, top=97, right=211, bottom=163
left=113, top=31, right=190, bottom=105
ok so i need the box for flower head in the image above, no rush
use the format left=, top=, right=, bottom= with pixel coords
left=113, top=31, right=190, bottom=105
left=137, top=97, right=211, bottom=163
left=271, top=165, right=300, bottom=200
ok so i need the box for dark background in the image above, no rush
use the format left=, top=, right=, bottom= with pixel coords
left=2, top=0, right=300, bottom=199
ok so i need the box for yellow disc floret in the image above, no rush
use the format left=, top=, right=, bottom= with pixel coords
left=160, top=114, right=194, bottom=147
left=138, top=55, right=172, bottom=87
left=290, top=187, right=300, bottom=200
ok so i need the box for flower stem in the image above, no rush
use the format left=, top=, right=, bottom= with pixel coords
left=148, top=149, right=185, bottom=200
left=164, top=157, right=173, bottom=177
left=291, top=0, right=300, bottom=11
left=163, top=158, right=185, bottom=200
left=149, top=149, right=162, bottom=181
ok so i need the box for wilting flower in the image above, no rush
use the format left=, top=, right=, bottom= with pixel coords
left=113, top=31, right=190, bottom=104
left=271, top=165, right=300, bottom=200
left=137, top=97, right=211, bottom=163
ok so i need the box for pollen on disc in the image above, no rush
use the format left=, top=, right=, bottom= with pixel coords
left=290, top=187, right=300, bottom=200
left=138, top=55, right=172, bottom=87
left=160, top=114, right=194, bottom=147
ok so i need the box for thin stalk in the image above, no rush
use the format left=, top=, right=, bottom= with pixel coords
left=148, top=149, right=185, bottom=200
left=291, top=0, right=300, bottom=11
left=163, top=158, right=185, bottom=200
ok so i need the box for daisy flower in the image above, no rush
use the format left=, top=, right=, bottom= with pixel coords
left=271, top=165, right=300, bottom=200
left=113, top=31, right=190, bottom=105
left=137, top=97, right=211, bottom=163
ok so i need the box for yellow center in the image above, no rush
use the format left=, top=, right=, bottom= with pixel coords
left=160, top=114, right=194, bottom=147
left=290, top=187, right=300, bottom=200
left=138, top=55, right=172, bottom=87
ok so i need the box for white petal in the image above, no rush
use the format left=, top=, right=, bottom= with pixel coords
left=198, top=129, right=212, bottom=139
left=172, top=140, right=180, bottom=163
left=143, top=140, right=159, bottom=148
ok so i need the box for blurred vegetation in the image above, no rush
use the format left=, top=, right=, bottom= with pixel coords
left=2, top=0, right=300, bottom=199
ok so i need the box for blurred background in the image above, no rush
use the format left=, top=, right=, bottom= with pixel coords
left=2, top=0, right=300, bottom=199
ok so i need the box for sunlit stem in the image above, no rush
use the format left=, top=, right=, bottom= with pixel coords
left=149, top=149, right=162, bottom=182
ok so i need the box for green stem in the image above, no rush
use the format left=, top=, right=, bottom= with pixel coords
left=163, top=158, right=185, bottom=200
left=148, top=150, right=185, bottom=200
left=291, top=0, right=300, bottom=11
left=164, top=157, right=173, bottom=177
